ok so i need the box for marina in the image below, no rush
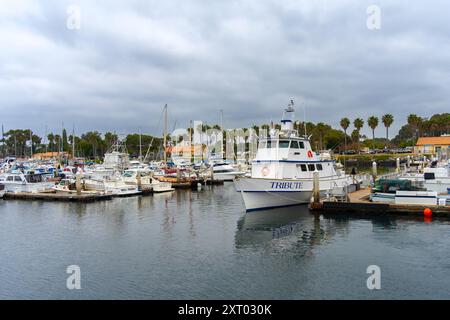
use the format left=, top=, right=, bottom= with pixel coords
left=3, top=0, right=450, bottom=306
left=1, top=101, right=449, bottom=301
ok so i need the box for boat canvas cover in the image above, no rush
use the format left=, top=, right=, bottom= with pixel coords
left=373, top=179, right=423, bottom=193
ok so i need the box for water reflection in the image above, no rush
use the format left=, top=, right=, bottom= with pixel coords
left=235, top=205, right=349, bottom=254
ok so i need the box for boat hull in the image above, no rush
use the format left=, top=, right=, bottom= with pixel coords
left=213, top=172, right=245, bottom=182
left=1, top=182, right=55, bottom=193
left=234, top=177, right=349, bottom=211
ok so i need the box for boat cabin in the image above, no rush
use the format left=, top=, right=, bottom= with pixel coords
left=252, top=137, right=339, bottom=179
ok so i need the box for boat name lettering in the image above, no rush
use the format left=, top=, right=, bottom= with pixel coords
left=271, top=182, right=302, bottom=189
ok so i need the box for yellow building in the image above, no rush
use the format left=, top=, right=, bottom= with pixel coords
left=414, top=136, right=450, bottom=155
left=32, top=152, right=71, bottom=160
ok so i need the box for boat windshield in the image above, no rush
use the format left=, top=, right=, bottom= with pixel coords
left=266, top=140, right=278, bottom=149
left=123, top=171, right=134, bottom=178
left=279, top=141, right=290, bottom=148
left=26, top=174, right=43, bottom=183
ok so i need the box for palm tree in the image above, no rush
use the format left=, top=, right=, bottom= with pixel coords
left=367, top=116, right=379, bottom=139
left=340, top=117, right=350, bottom=155
left=47, top=133, right=55, bottom=152
left=367, top=116, right=379, bottom=150
left=353, top=118, right=364, bottom=151
left=381, top=114, right=394, bottom=140
left=407, top=114, right=422, bottom=139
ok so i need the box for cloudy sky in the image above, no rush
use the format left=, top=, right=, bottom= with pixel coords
left=1, top=0, right=449, bottom=138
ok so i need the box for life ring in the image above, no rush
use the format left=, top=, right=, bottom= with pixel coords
left=261, top=166, right=270, bottom=177
left=307, top=150, right=313, bottom=158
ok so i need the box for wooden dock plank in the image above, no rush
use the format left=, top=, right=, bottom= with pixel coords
left=4, top=192, right=113, bottom=202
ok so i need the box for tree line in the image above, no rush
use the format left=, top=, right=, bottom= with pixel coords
left=1, top=112, right=448, bottom=159
left=0, top=129, right=163, bottom=160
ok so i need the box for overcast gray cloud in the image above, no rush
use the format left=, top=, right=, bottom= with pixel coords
left=1, top=0, right=449, bottom=138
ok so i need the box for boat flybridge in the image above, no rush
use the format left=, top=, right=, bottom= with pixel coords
left=234, top=100, right=354, bottom=212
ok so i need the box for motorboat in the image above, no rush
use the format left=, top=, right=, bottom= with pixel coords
left=370, top=178, right=449, bottom=205
left=122, top=169, right=174, bottom=193
left=52, top=179, right=107, bottom=195
left=0, top=172, right=55, bottom=193
left=399, top=160, right=450, bottom=194
left=211, top=162, right=246, bottom=182
left=234, top=101, right=354, bottom=212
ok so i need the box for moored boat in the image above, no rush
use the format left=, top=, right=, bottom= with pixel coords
left=0, top=172, right=55, bottom=193
left=234, top=101, right=354, bottom=212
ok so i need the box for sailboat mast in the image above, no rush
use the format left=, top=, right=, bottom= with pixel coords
left=1, top=124, right=4, bottom=158
left=139, top=131, right=142, bottom=161
left=72, top=124, right=75, bottom=159
left=220, top=109, right=224, bottom=160
left=30, top=129, right=33, bottom=158
left=163, top=104, right=168, bottom=164
left=44, top=125, right=48, bottom=154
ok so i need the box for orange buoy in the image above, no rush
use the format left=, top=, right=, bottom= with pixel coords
left=424, top=208, right=432, bottom=217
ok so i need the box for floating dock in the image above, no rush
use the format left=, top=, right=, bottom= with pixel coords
left=3, top=191, right=113, bottom=202
left=310, top=188, right=450, bottom=217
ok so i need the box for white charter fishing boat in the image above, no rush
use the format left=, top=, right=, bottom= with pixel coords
left=234, top=101, right=354, bottom=212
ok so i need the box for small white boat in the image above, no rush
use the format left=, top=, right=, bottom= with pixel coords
left=84, top=177, right=141, bottom=196
left=52, top=179, right=107, bottom=195
left=122, top=169, right=174, bottom=193
left=212, top=162, right=246, bottom=182
left=399, top=160, right=450, bottom=194
left=0, top=172, right=55, bottom=193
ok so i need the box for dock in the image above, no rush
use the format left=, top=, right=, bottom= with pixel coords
left=310, top=188, right=450, bottom=217
left=3, top=191, right=113, bottom=202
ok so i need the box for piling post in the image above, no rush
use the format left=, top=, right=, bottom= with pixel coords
left=372, top=161, right=377, bottom=182
left=136, top=171, right=142, bottom=191
left=75, top=172, right=82, bottom=196
left=407, top=155, right=411, bottom=169
left=313, top=170, right=320, bottom=203
left=396, top=158, right=400, bottom=173
left=210, top=166, right=214, bottom=182
left=176, top=168, right=181, bottom=183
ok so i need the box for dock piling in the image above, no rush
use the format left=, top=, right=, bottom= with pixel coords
left=372, top=161, right=377, bottom=182
left=136, top=172, right=142, bottom=191
left=313, top=170, right=320, bottom=203
left=76, top=172, right=82, bottom=196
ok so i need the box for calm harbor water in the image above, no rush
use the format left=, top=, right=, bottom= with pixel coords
left=1, top=183, right=450, bottom=300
